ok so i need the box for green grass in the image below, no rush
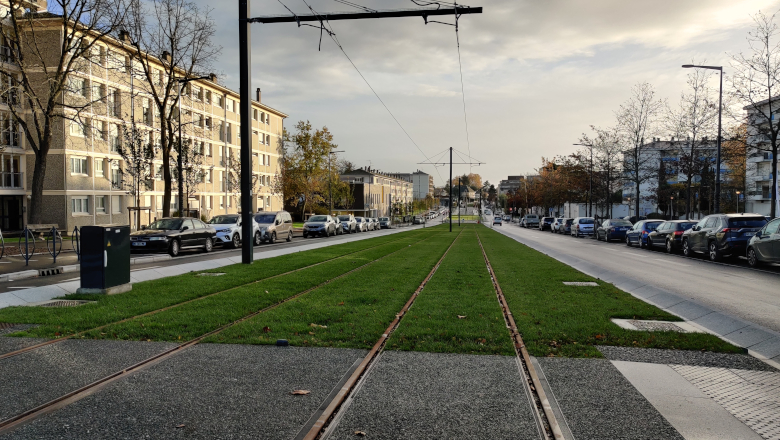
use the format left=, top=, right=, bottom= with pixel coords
left=293, top=222, right=305, bottom=228
left=0, top=229, right=430, bottom=338
left=206, top=232, right=457, bottom=348
left=475, top=226, right=743, bottom=358
left=387, top=229, right=514, bottom=356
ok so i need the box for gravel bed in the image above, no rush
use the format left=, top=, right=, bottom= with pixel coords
left=628, top=320, right=687, bottom=332
left=537, top=357, right=683, bottom=440
left=0, top=335, right=47, bottom=354
left=0, top=339, right=177, bottom=421
left=3, top=344, right=367, bottom=440
left=597, top=346, right=778, bottom=372
left=328, top=351, right=541, bottom=440
left=0, top=324, right=38, bottom=336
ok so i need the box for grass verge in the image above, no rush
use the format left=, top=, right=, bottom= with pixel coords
left=476, top=226, right=743, bottom=358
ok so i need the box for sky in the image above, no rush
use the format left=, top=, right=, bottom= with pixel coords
left=189, top=0, right=780, bottom=187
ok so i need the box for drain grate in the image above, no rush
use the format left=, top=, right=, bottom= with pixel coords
left=563, top=282, right=599, bottom=287
left=197, top=272, right=226, bottom=277
left=611, top=318, right=703, bottom=333
left=0, top=322, right=17, bottom=329
left=36, top=300, right=95, bottom=308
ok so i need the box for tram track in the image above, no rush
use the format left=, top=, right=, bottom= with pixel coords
left=0, top=231, right=443, bottom=435
left=0, top=230, right=430, bottom=361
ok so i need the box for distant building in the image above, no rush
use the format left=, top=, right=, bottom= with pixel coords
left=498, top=175, right=524, bottom=195
left=339, top=168, right=413, bottom=217
left=743, top=97, right=780, bottom=216
left=387, top=170, right=434, bottom=200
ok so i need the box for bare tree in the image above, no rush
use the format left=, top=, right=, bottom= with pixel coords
left=0, top=0, right=126, bottom=223
left=124, top=0, right=219, bottom=217
left=616, top=82, right=666, bottom=219
left=117, top=123, right=155, bottom=227
left=580, top=125, right=623, bottom=219
left=171, top=137, right=203, bottom=215
left=665, top=66, right=719, bottom=219
left=730, top=10, right=780, bottom=218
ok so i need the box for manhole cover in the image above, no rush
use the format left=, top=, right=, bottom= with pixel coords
left=37, top=300, right=95, bottom=308
left=563, top=282, right=599, bottom=287
left=611, top=318, right=703, bottom=333
left=197, top=273, right=226, bottom=277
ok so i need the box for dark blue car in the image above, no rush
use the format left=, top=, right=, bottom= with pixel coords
left=596, top=219, right=633, bottom=242
left=625, top=220, right=664, bottom=248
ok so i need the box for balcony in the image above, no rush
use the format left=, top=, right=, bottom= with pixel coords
left=0, top=46, right=16, bottom=64
left=755, top=173, right=775, bottom=182
left=0, top=172, right=23, bottom=189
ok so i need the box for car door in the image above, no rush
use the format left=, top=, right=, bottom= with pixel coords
left=194, top=219, right=210, bottom=245
left=689, top=217, right=709, bottom=251
left=627, top=221, right=641, bottom=244
left=283, top=212, right=293, bottom=237
left=757, top=219, right=780, bottom=261
left=599, top=220, right=609, bottom=238
left=181, top=219, right=196, bottom=247
left=699, top=216, right=720, bottom=251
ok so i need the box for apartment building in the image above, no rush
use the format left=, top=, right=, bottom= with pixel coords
left=0, top=0, right=286, bottom=232
left=744, top=98, right=780, bottom=216
left=339, top=168, right=413, bottom=217
left=386, top=170, right=434, bottom=200
left=498, top=175, right=524, bottom=195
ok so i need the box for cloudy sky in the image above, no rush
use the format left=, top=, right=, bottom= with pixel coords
left=192, top=0, right=780, bottom=187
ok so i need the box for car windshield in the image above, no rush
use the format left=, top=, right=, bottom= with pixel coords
left=254, top=214, right=276, bottom=223
left=209, top=215, right=238, bottom=225
left=579, top=218, right=594, bottom=224
left=338, top=216, right=351, bottom=221
left=678, top=222, right=697, bottom=230
left=149, top=219, right=183, bottom=230
left=611, top=220, right=632, bottom=226
left=308, top=215, right=328, bottom=222
left=355, top=218, right=363, bottom=222
left=565, top=220, right=573, bottom=225
left=728, top=218, right=767, bottom=228
left=494, top=216, right=502, bottom=220
left=379, top=217, right=389, bottom=221
left=644, top=222, right=663, bottom=229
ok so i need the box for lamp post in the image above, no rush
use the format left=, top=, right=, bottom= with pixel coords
left=670, top=196, right=674, bottom=219
left=573, top=143, right=593, bottom=217
left=174, top=75, right=210, bottom=218
left=682, top=64, right=723, bottom=213
left=327, top=150, right=344, bottom=216
left=735, top=190, right=741, bottom=214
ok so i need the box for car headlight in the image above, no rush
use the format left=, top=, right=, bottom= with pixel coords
left=149, top=236, right=167, bottom=241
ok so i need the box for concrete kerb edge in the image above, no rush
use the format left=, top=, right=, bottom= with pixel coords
left=0, top=255, right=173, bottom=284
left=492, top=225, right=780, bottom=368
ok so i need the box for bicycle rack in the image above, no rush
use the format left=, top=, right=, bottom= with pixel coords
left=47, top=226, right=63, bottom=265
left=0, top=228, right=4, bottom=261
left=72, top=226, right=81, bottom=262
left=19, top=228, right=35, bottom=267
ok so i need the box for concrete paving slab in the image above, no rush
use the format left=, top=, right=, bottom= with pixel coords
left=0, top=339, right=177, bottom=421
left=694, top=312, right=750, bottom=337
left=666, top=301, right=716, bottom=321
left=0, top=292, right=27, bottom=308
left=641, top=290, right=686, bottom=309
left=612, top=361, right=763, bottom=440
left=327, top=351, right=541, bottom=440
left=723, top=326, right=777, bottom=349
left=537, top=357, right=683, bottom=440
left=12, top=285, right=69, bottom=304
left=597, top=346, right=777, bottom=372
left=749, top=336, right=780, bottom=359
left=3, top=344, right=367, bottom=440
left=0, top=336, right=48, bottom=355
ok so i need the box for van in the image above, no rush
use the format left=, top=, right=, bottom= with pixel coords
left=254, top=211, right=294, bottom=243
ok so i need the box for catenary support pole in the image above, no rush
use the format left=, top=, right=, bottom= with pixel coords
left=449, top=147, right=452, bottom=232
left=715, top=70, right=722, bottom=213
left=239, top=0, right=253, bottom=264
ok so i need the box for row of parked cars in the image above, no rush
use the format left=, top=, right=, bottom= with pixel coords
left=303, top=215, right=390, bottom=237
left=519, top=212, right=779, bottom=267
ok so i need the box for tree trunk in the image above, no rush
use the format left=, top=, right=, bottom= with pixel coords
left=635, top=180, right=640, bottom=220
left=162, top=148, right=172, bottom=217
left=28, top=150, right=48, bottom=225
left=772, top=142, right=778, bottom=219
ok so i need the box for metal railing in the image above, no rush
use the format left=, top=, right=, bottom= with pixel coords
left=47, top=227, right=63, bottom=264
left=18, top=228, right=35, bottom=266
left=72, top=226, right=81, bottom=262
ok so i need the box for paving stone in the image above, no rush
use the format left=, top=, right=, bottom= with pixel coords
left=694, top=312, right=750, bottom=337
left=724, top=326, right=777, bottom=349
left=666, top=301, right=715, bottom=321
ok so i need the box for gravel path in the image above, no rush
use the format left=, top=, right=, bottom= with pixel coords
left=0, top=334, right=46, bottom=354
left=3, top=344, right=367, bottom=440
left=597, top=346, right=778, bottom=372
left=537, top=357, right=684, bottom=440
left=327, top=351, right=541, bottom=440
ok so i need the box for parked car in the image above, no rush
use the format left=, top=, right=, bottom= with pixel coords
left=522, top=214, right=540, bottom=228
left=493, top=216, right=503, bottom=226
left=338, top=214, right=357, bottom=233
left=253, top=211, right=293, bottom=244
left=131, top=217, right=216, bottom=257
left=539, top=217, right=555, bottom=231
left=683, top=214, right=768, bottom=261
left=558, top=218, right=574, bottom=235
left=570, top=217, right=595, bottom=237
left=622, top=215, right=648, bottom=224
left=625, top=220, right=664, bottom=248
left=354, top=217, right=368, bottom=232
left=595, top=219, right=633, bottom=242
left=303, top=215, right=336, bottom=238
left=208, top=214, right=260, bottom=248
left=333, top=216, right=345, bottom=235
left=551, top=217, right=565, bottom=233
left=379, top=217, right=392, bottom=229
left=646, top=220, right=697, bottom=253
left=413, top=216, right=424, bottom=225
left=746, top=217, right=780, bottom=267
left=371, top=218, right=380, bottom=230
left=503, top=215, right=511, bottom=222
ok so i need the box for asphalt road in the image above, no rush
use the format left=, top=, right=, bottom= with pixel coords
left=493, top=222, right=780, bottom=334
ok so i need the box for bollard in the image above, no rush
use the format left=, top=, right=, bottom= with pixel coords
left=19, top=228, right=35, bottom=266
left=47, top=226, right=62, bottom=264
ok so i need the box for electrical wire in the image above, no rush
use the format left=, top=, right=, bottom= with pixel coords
left=453, top=4, right=473, bottom=175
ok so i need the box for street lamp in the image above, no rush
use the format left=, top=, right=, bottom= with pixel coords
left=327, top=150, right=345, bottom=216
left=735, top=190, right=741, bottom=214
left=174, top=75, right=211, bottom=218
left=670, top=196, right=674, bottom=219
left=682, top=64, right=723, bottom=214
left=573, top=143, right=593, bottom=217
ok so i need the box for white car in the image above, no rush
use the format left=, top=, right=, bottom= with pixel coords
left=208, top=214, right=260, bottom=248
left=354, top=217, right=368, bottom=232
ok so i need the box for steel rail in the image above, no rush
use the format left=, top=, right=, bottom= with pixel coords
left=301, top=228, right=465, bottom=440
left=475, top=229, right=564, bottom=440
left=0, top=230, right=430, bottom=361
left=0, top=231, right=442, bottom=435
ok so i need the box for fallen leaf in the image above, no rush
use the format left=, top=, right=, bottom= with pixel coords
left=338, top=301, right=345, bottom=306
left=262, top=326, right=271, bottom=333
left=457, top=315, right=466, bottom=319
left=291, top=390, right=310, bottom=395
left=354, top=431, right=367, bottom=436
left=309, top=331, right=315, bottom=335
left=310, top=323, right=327, bottom=329
left=176, top=424, right=185, bottom=429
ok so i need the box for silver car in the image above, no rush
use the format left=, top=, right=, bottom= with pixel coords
left=354, top=217, right=368, bottom=232
left=338, top=214, right=357, bottom=233
left=371, top=218, right=380, bottom=231
left=254, top=211, right=294, bottom=243
left=303, top=214, right=336, bottom=238
left=208, top=214, right=261, bottom=248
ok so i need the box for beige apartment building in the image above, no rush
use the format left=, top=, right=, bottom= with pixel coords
left=0, top=0, right=286, bottom=232
left=339, top=168, right=413, bottom=217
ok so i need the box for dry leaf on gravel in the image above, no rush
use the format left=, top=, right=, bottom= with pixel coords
left=354, top=431, right=367, bottom=436
left=457, top=315, right=467, bottom=319
left=176, top=424, right=185, bottom=428
left=291, top=390, right=311, bottom=395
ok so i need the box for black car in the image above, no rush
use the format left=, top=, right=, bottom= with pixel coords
left=131, top=217, right=216, bottom=257
left=596, top=219, right=632, bottom=242
left=746, top=217, right=780, bottom=267
left=682, top=214, right=768, bottom=261
left=646, top=220, right=697, bottom=253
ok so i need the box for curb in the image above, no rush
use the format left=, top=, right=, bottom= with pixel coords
left=0, top=255, right=172, bottom=283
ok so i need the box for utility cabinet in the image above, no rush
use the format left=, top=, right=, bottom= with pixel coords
left=77, top=225, right=132, bottom=295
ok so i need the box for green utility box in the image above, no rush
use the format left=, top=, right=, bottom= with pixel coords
left=77, top=225, right=132, bottom=295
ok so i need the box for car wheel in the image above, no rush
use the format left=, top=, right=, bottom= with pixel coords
left=230, top=233, right=240, bottom=249
left=287, top=231, right=293, bottom=242
left=626, top=236, right=632, bottom=247
left=747, top=248, right=760, bottom=267
left=682, top=239, right=692, bottom=257
left=639, top=237, right=646, bottom=249
left=666, top=239, right=673, bottom=254
left=168, top=239, right=180, bottom=257
left=303, top=232, right=308, bottom=238
left=254, top=232, right=262, bottom=246
left=204, top=238, right=213, bottom=252
left=709, top=242, right=722, bottom=262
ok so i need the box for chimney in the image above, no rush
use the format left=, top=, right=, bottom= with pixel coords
left=119, top=30, right=130, bottom=43
left=256, top=88, right=261, bottom=103
left=209, top=73, right=217, bottom=84
left=161, top=51, right=171, bottom=63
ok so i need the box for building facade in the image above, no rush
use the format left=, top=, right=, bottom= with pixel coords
left=744, top=98, right=780, bottom=217
left=498, top=175, right=524, bottom=195
left=0, top=1, right=286, bottom=232
left=339, top=168, right=413, bottom=217
left=387, top=170, right=434, bottom=200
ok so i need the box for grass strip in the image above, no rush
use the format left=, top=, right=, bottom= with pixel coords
left=0, top=229, right=431, bottom=338
left=83, top=233, right=439, bottom=342
left=387, top=227, right=515, bottom=356
left=476, top=226, right=742, bottom=358
left=205, top=232, right=458, bottom=348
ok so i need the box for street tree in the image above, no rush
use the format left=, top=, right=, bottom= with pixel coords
left=171, top=137, right=203, bottom=214
left=117, top=123, right=156, bottom=227
left=579, top=125, right=624, bottom=219
left=0, top=0, right=127, bottom=223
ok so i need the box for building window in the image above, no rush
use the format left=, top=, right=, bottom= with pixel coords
left=763, top=185, right=771, bottom=199
left=112, top=195, right=122, bottom=214
left=206, top=143, right=212, bottom=157
left=95, top=196, right=106, bottom=213
left=205, top=90, right=212, bottom=104
left=95, top=159, right=104, bottom=177
left=71, top=157, right=88, bottom=175
left=216, top=95, right=223, bottom=108
left=227, top=123, right=232, bottom=143
left=265, top=134, right=270, bottom=145
left=111, top=167, right=122, bottom=189
left=142, top=99, right=151, bottom=125
left=72, top=196, right=89, bottom=214
left=253, top=109, right=258, bottom=121
left=69, top=121, right=86, bottom=137
left=110, top=124, right=120, bottom=152
left=68, top=76, right=87, bottom=97
left=0, top=113, right=19, bottom=147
